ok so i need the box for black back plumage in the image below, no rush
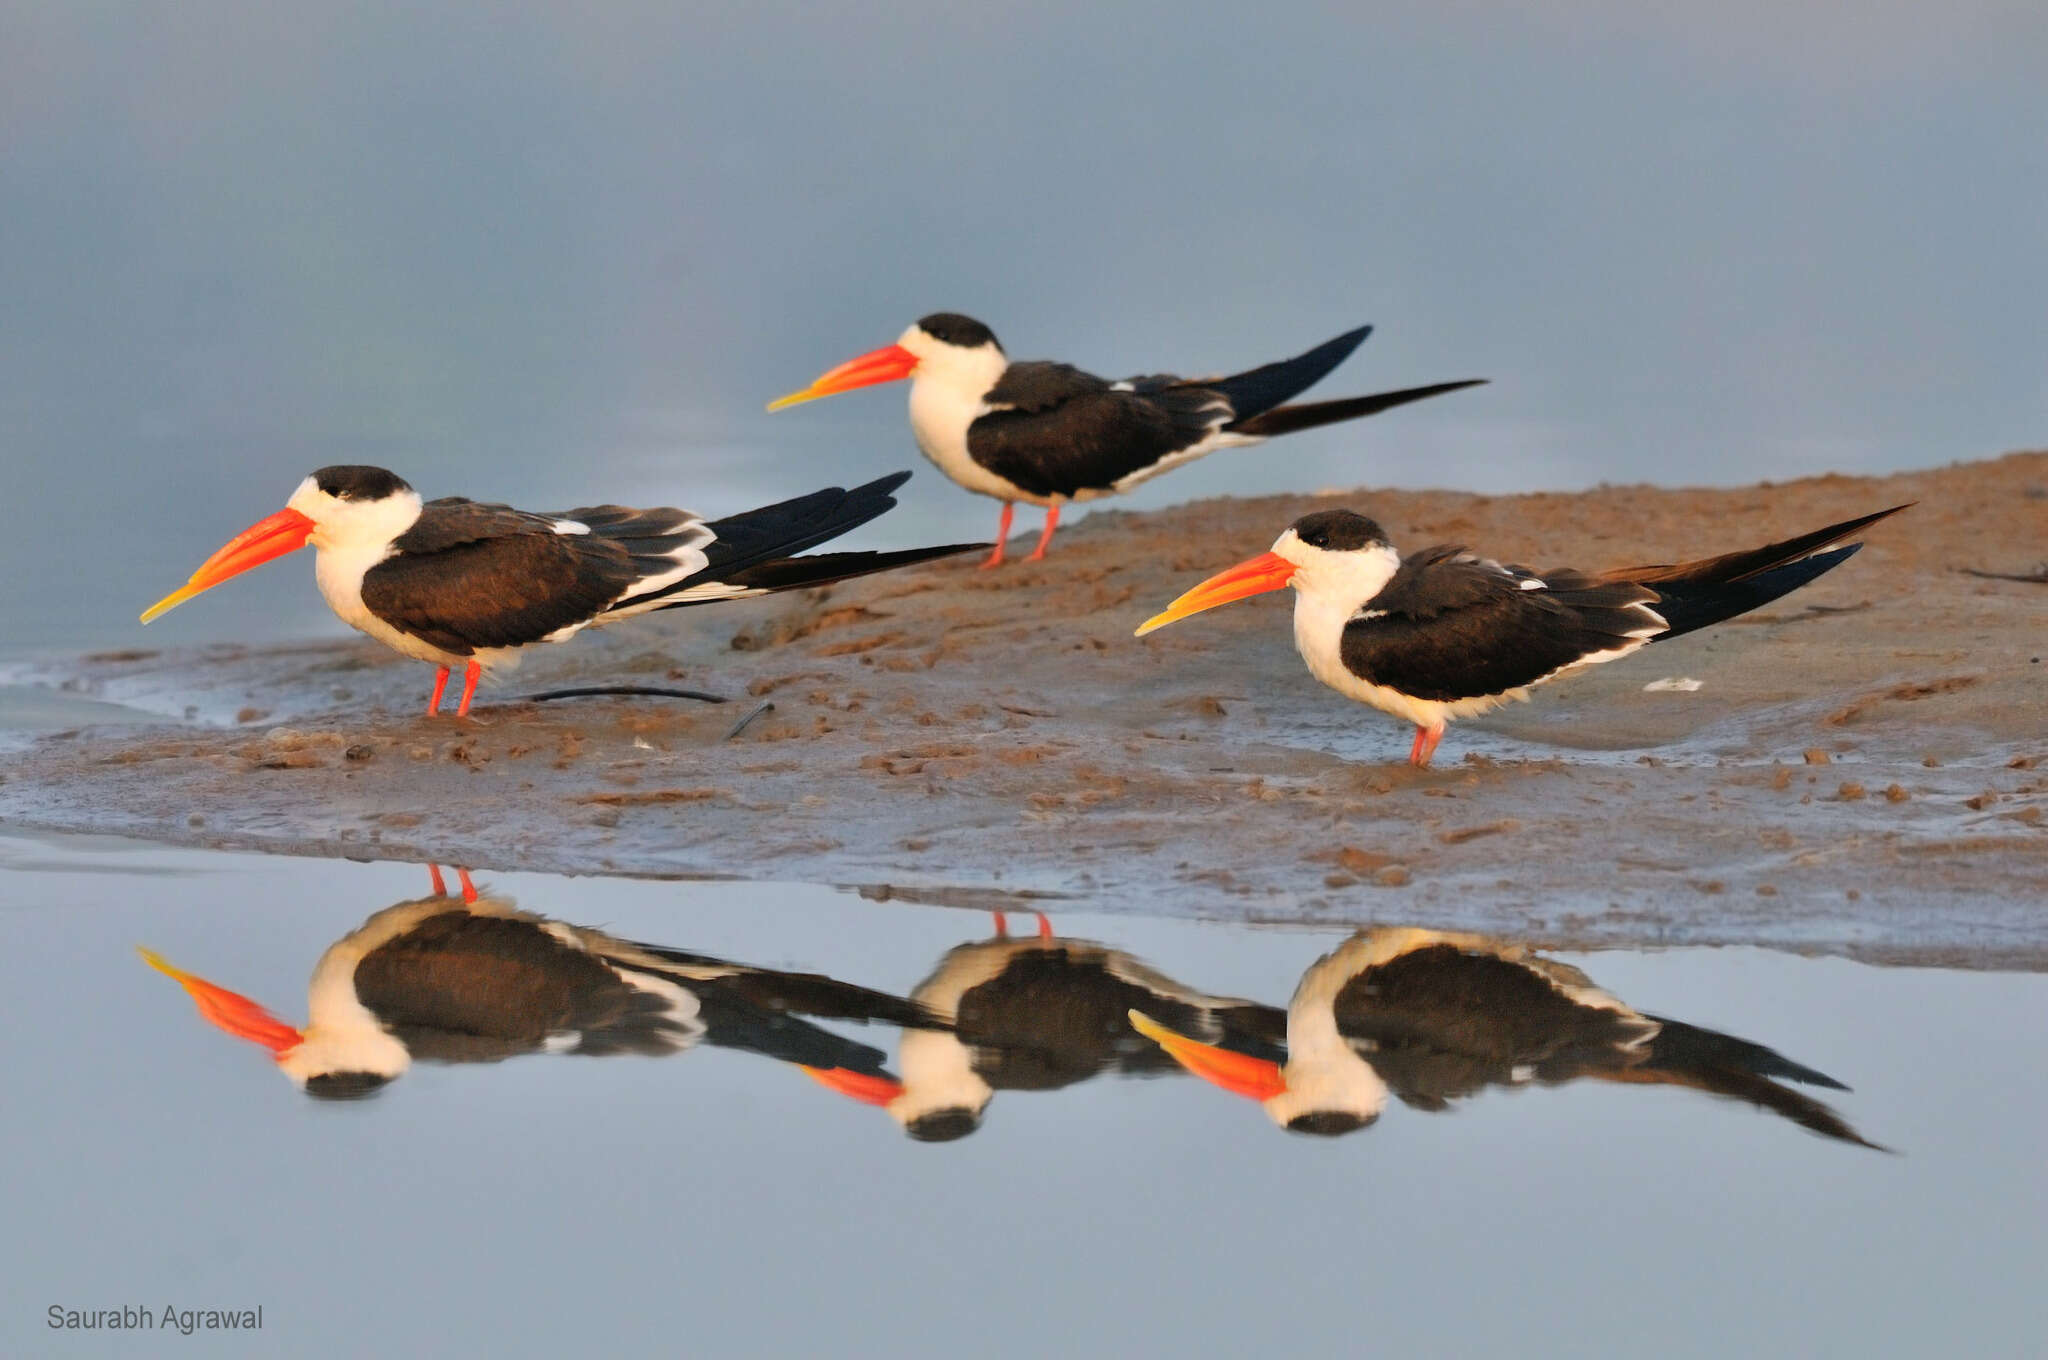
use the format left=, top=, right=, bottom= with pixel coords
left=1343, top=548, right=1664, bottom=702
left=366, top=500, right=702, bottom=653
left=1336, top=503, right=1908, bottom=702
left=970, top=364, right=1232, bottom=498
left=962, top=324, right=1478, bottom=500
left=358, top=473, right=976, bottom=652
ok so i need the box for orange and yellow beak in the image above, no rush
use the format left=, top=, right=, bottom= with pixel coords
left=140, top=507, right=316, bottom=623
left=1133, top=551, right=1297, bottom=637
left=767, top=343, right=920, bottom=411
left=802, top=1065, right=906, bottom=1107
left=139, top=947, right=304, bottom=1057
left=1129, top=1009, right=1288, bottom=1102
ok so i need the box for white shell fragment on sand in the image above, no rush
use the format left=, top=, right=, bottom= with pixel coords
left=1642, top=677, right=1704, bottom=692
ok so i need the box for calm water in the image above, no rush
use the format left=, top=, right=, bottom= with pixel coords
left=2, top=830, right=2042, bottom=1357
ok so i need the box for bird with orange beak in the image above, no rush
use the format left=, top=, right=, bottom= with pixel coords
left=140, top=465, right=978, bottom=716
left=769, top=313, right=1483, bottom=568
left=1132, top=927, right=1877, bottom=1146
left=140, top=866, right=935, bottom=1104
left=1135, top=503, right=1907, bottom=766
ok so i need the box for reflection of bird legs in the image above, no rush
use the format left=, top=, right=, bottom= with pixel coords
left=990, top=910, right=1054, bottom=939
left=427, top=864, right=479, bottom=902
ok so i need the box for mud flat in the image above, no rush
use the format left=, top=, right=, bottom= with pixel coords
left=4, top=452, right=2043, bottom=966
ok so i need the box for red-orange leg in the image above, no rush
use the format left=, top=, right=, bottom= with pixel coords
left=1408, top=722, right=1446, bottom=768
left=981, top=503, right=1015, bottom=570
left=990, top=910, right=1009, bottom=939
left=427, top=666, right=451, bottom=714
left=454, top=660, right=482, bottom=718
left=1023, top=501, right=1062, bottom=562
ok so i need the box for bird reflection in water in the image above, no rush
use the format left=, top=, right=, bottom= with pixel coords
left=882, top=910, right=1288, bottom=1141
left=1132, top=927, right=1881, bottom=1148
left=140, top=866, right=935, bottom=1104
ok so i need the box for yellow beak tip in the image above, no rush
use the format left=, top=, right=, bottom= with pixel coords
left=1128, top=1009, right=1171, bottom=1042
left=765, top=390, right=814, bottom=413
left=1133, top=615, right=1170, bottom=638
left=140, top=585, right=198, bottom=624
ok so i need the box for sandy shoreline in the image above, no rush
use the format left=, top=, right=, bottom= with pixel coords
left=4, top=452, right=2043, bottom=966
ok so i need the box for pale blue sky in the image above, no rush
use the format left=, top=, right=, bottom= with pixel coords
left=4, top=1, right=2044, bottom=650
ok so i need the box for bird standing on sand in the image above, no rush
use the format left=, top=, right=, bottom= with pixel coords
left=768, top=313, right=1484, bottom=568
left=1135, top=504, right=1908, bottom=766
left=1131, top=926, right=1877, bottom=1146
left=141, top=465, right=979, bottom=716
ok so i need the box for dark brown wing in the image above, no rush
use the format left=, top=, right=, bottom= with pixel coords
left=364, top=500, right=644, bottom=653
left=969, top=361, right=1231, bottom=498
left=1331, top=943, right=1648, bottom=1109
left=351, top=912, right=691, bottom=1061
left=1340, top=546, right=1665, bottom=702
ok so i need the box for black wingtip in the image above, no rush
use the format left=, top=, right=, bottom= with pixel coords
left=856, top=470, right=916, bottom=500
left=1226, top=377, right=1488, bottom=438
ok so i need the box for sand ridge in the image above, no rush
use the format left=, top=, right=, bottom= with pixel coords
left=3, top=452, right=2043, bottom=966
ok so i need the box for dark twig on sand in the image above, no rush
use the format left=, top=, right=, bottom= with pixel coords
left=524, top=686, right=729, bottom=704
left=1960, top=566, right=2048, bottom=584
left=725, top=701, right=774, bottom=741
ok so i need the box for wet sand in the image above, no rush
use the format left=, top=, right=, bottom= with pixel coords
left=3, top=451, right=2043, bottom=965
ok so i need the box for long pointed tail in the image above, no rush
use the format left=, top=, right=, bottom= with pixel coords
left=1602, top=1016, right=1885, bottom=1150
left=1229, top=378, right=1488, bottom=437
left=1619, top=503, right=1911, bottom=640
left=701, top=471, right=919, bottom=568
left=668, top=544, right=982, bottom=602
left=628, top=471, right=980, bottom=611
left=1206, top=324, right=1373, bottom=424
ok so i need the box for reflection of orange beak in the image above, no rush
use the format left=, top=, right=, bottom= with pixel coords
left=802, top=1065, right=906, bottom=1107
left=140, top=507, right=316, bottom=623
left=767, top=344, right=920, bottom=411
left=139, top=948, right=304, bottom=1056
left=1134, top=551, right=1297, bottom=637
left=1129, top=1010, right=1287, bottom=1101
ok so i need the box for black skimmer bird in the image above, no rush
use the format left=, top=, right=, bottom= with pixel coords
left=879, top=914, right=1285, bottom=1141
left=140, top=866, right=937, bottom=1104
left=140, top=465, right=980, bottom=715
left=1133, top=927, right=1878, bottom=1147
left=768, top=314, right=1484, bottom=568
left=1136, top=503, right=1909, bottom=765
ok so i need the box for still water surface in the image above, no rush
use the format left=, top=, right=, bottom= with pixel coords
left=3, top=831, right=2042, bottom=1357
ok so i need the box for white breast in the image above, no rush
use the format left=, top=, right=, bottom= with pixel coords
left=313, top=543, right=478, bottom=670
left=908, top=381, right=1043, bottom=504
